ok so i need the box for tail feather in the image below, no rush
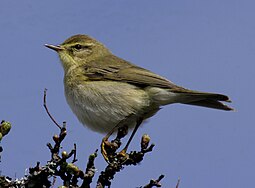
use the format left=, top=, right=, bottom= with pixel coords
left=184, top=99, right=233, bottom=111
left=174, top=90, right=234, bottom=111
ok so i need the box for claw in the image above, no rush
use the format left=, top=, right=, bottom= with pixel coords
left=100, top=115, right=142, bottom=163
left=118, top=149, right=127, bottom=157
left=101, top=137, right=110, bottom=163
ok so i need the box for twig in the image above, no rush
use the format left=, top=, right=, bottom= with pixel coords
left=81, top=150, right=98, bottom=188
left=72, top=143, right=78, bottom=163
left=176, top=178, right=180, bottom=188
left=51, top=176, right=56, bottom=188
left=97, top=133, right=155, bottom=187
left=142, top=174, right=165, bottom=188
left=43, top=88, right=61, bottom=129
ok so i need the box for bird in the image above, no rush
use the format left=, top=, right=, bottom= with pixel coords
left=45, top=34, right=233, bottom=161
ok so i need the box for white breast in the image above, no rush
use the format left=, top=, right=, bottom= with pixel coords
left=65, top=81, right=151, bottom=133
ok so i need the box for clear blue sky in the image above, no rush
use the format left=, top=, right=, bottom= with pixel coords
left=0, top=1, right=254, bottom=187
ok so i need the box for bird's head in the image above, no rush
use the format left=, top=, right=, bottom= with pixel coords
left=45, top=34, right=110, bottom=72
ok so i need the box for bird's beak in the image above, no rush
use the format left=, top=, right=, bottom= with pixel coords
left=44, top=44, right=64, bottom=52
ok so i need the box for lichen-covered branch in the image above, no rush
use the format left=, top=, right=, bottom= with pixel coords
left=0, top=90, right=168, bottom=187
left=96, top=130, right=156, bottom=188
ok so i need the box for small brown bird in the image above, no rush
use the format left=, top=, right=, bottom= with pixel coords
left=45, top=34, right=233, bottom=161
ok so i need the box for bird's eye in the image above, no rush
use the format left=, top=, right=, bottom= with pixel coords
left=74, top=44, right=82, bottom=50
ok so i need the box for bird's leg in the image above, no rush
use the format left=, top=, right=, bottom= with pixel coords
left=118, top=118, right=143, bottom=157
left=101, top=116, right=133, bottom=163
left=101, top=125, right=117, bottom=163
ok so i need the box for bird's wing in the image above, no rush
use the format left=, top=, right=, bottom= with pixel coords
left=83, top=55, right=181, bottom=89
left=82, top=55, right=233, bottom=111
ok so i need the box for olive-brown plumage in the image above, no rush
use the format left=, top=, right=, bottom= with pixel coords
left=45, top=34, right=233, bottom=133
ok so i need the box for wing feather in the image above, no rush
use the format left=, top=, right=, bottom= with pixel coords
left=83, top=55, right=180, bottom=89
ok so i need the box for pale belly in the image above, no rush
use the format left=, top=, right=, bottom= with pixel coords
left=65, top=81, right=154, bottom=133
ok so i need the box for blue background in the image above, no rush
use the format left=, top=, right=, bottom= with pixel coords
left=0, top=1, right=254, bottom=187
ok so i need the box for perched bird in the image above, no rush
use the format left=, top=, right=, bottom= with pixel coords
left=45, top=34, right=233, bottom=160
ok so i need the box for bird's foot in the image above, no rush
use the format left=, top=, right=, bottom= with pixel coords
left=101, top=126, right=128, bottom=163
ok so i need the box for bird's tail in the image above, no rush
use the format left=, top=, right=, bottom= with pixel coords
left=177, top=90, right=234, bottom=111
left=148, top=87, right=233, bottom=111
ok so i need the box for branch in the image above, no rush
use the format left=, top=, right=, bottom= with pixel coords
left=43, top=88, right=61, bottom=129
left=142, top=174, right=165, bottom=188
left=96, top=132, right=156, bottom=187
